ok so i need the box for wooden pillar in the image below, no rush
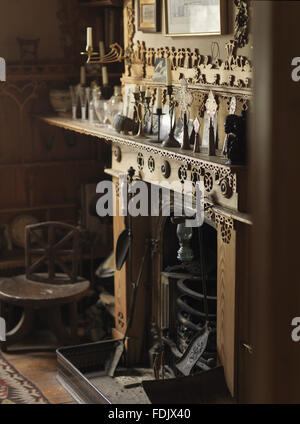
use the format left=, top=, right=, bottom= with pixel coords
left=217, top=226, right=237, bottom=397
left=248, top=0, right=300, bottom=403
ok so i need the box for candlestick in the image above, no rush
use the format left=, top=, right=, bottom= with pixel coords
left=99, top=41, right=105, bottom=57
left=99, top=42, right=109, bottom=86
left=86, top=27, right=93, bottom=52
left=162, top=85, right=180, bottom=148
left=102, top=66, right=109, bottom=86
left=151, top=108, right=165, bottom=144
left=193, top=117, right=201, bottom=153
left=133, top=91, right=147, bottom=138
left=80, top=66, right=86, bottom=86
left=166, top=58, right=172, bottom=86
left=208, top=117, right=216, bottom=156
left=144, top=94, right=153, bottom=135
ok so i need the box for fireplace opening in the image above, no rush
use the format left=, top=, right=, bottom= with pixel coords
left=156, top=218, right=218, bottom=379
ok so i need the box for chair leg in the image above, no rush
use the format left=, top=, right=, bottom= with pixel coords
left=0, top=301, right=6, bottom=352
left=46, top=306, right=72, bottom=347
left=5, top=308, right=34, bottom=349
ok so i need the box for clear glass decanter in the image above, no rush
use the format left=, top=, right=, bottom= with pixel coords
left=106, top=86, right=123, bottom=127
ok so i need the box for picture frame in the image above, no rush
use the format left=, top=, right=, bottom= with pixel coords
left=138, top=0, right=161, bottom=33
left=152, top=58, right=167, bottom=83
left=165, top=0, right=227, bottom=37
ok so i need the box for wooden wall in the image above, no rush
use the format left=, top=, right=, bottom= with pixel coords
left=0, top=0, right=120, bottom=255
left=248, top=0, right=300, bottom=403
left=0, top=73, right=110, bottom=230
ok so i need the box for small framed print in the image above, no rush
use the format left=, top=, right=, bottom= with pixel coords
left=165, top=0, right=227, bottom=37
left=138, top=0, right=161, bottom=33
left=152, top=58, right=167, bottom=83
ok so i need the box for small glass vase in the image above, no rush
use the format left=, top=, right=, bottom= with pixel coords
left=93, top=88, right=106, bottom=125
left=106, top=86, right=123, bottom=128
left=69, top=85, right=78, bottom=120
left=78, top=86, right=87, bottom=121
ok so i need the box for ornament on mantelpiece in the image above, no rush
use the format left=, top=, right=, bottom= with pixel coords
left=229, top=96, right=237, bottom=115
left=193, top=117, right=201, bottom=154
left=176, top=78, right=194, bottom=150
left=205, top=90, right=218, bottom=156
left=223, top=112, right=247, bottom=165
left=223, top=97, right=237, bottom=155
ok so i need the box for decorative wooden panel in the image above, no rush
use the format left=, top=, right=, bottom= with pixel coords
left=0, top=73, right=110, bottom=237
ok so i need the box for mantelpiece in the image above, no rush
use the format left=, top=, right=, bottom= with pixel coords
left=52, top=0, right=253, bottom=403
left=39, top=112, right=251, bottom=398
left=37, top=115, right=250, bottom=221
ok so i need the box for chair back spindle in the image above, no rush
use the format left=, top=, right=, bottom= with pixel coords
left=25, top=222, right=80, bottom=284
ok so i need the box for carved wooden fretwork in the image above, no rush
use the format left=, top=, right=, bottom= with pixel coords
left=204, top=207, right=234, bottom=244
left=115, top=181, right=120, bottom=198
left=215, top=214, right=234, bottom=244
left=126, top=38, right=252, bottom=91
left=234, top=0, right=250, bottom=49
left=192, top=91, right=207, bottom=118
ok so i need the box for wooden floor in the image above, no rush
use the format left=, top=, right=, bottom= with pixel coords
left=2, top=350, right=75, bottom=404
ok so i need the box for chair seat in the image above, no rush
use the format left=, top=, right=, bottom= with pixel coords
left=0, top=274, right=90, bottom=308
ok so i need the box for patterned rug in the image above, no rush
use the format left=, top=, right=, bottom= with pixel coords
left=0, top=353, right=49, bottom=404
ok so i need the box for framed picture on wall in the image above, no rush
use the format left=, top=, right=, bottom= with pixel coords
left=138, top=0, right=161, bottom=33
left=165, top=0, right=227, bottom=37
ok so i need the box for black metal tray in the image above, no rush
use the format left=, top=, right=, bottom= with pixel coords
left=57, top=340, right=234, bottom=404
left=56, top=339, right=153, bottom=404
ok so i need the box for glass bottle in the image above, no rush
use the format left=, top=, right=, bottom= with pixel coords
left=93, top=87, right=105, bottom=125
left=106, top=86, right=123, bottom=128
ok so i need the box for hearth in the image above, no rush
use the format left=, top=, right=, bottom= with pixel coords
left=56, top=212, right=222, bottom=404
left=151, top=217, right=218, bottom=379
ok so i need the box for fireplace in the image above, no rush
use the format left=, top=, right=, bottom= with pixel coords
left=56, top=131, right=250, bottom=403
left=152, top=218, right=218, bottom=379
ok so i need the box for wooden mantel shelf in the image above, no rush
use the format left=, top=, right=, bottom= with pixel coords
left=37, top=115, right=252, bottom=225
left=36, top=115, right=245, bottom=174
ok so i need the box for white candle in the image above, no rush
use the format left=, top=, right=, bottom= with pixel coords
left=99, top=41, right=105, bottom=58
left=80, top=66, right=86, bottom=86
left=102, top=66, right=108, bottom=86
left=99, top=42, right=108, bottom=86
left=134, top=85, right=140, bottom=93
left=86, top=27, right=93, bottom=51
left=156, top=87, right=162, bottom=109
left=166, top=58, right=172, bottom=86
left=145, top=88, right=151, bottom=98
left=140, top=85, right=146, bottom=92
